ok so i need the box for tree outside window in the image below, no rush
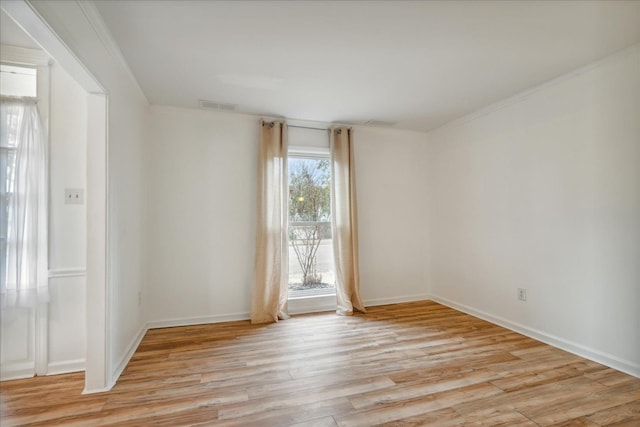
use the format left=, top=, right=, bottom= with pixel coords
left=288, top=158, right=331, bottom=287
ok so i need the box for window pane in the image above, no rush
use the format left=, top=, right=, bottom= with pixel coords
left=288, top=157, right=336, bottom=297
left=0, top=65, right=37, bottom=97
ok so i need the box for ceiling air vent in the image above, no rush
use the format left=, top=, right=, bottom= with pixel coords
left=199, top=100, right=237, bottom=111
left=365, top=120, right=396, bottom=127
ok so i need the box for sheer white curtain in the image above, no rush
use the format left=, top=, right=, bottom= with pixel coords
left=330, top=128, right=365, bottom=315
left=251, top=120, right=289, bottom=323
left=1, top=96, right=48, bottom=306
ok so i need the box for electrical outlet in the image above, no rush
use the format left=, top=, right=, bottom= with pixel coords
left=518, top=288, right=527, bottom=301
left=65, top=188, right=84, bottom=205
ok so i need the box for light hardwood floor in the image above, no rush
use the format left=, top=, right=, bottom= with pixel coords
left=1, top=300, right=639, bottom=426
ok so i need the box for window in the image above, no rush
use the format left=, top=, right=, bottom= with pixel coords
left=0, top=64, right=37, bottom=97
left=287, top=138, right=336, bottom=298
left=1, top=65, right=38, bottom=292
left=1, top=63, right=45, bottom=300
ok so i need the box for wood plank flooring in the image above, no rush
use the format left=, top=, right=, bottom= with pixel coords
left=1, top=300, right=639, bottom=426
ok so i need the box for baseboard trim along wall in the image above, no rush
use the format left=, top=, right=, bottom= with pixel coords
left=109, top=323, right=148, bottom=391
left=429, top=294, right=640, bottom=379
left=364, top=293, right=432, bottom=307
left=47, top=359, right=85, bottom=375
left=0, top=361, right=34, bottom=381
left=146, top=311, right=251, bottom=330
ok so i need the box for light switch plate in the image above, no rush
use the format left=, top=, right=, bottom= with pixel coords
left=65, top=188, right=84, bottom=205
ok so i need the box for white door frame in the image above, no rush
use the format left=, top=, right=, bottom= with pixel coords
left=1, top=0, right=110, bottom=392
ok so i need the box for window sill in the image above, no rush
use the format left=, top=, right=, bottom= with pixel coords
left=288, top=287, right=336, bottom=299
left=288, top=293, right=336, bottom=315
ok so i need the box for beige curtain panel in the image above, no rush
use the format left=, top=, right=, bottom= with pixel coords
left=251, top=120, right=290, bottom=324
left=330, top=128, right=366, bottom=315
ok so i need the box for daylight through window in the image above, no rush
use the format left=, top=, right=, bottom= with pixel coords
left=287, top=155, right=336, bottom=298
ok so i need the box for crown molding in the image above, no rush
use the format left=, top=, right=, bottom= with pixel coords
left=76, top=0, right=148, bottom=104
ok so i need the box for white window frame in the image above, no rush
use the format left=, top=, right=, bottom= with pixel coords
left=286, top=133, right=337, bottom=314
left=1, top=44, right=51, bottom=378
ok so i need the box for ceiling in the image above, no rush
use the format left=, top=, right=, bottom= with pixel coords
left=22, top=2, right=640, bottom=131
left=1, top=10, right=41, bottom=50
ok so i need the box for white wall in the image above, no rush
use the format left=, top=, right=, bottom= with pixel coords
left=107, top=89, right=147, bottom=380
left=47, top=61, right=87, bottom=373
left=49, top=61, right=86, bottom=269
left=146, top=107, right=428, bottom=324
left=426, top=45, right=640, bottom=376
left=353, top=126, right=428, bottom=304
left=146, top=107, right=257, bottom=323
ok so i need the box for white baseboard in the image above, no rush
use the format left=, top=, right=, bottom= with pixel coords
left=147, top=311, right=250, bottom=330
left=429, top=294, right=640, bottom=379
left=2, top=360, right=84, bottom=381
left=47, top=359, right=85, bottom=375
left=0, top=361, right=34, bottom=381
left=82, top=385, right=113, bottom=395
left=109, top=322, right=148, bottom=390
left=364, top=293, right=431, bottom=307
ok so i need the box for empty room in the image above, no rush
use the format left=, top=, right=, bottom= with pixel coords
left=1, top=1, right=639, bottom=426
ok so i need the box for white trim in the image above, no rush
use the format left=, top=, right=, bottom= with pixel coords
left=0, top=361, right=34, bottom=381
left=4, top=0, right=111, bottom=394
left=81, top=385, right=112, bottom=395
left=103, top=95, right=111, bottom=392
left=38, top=52, right=50, bottom=377
left=288, top=145, right=330, bottom=158
left=147, top=312, right=251, bottom=330
left=288, top=294, right=336, bottom=315
left=0, top=44, right=49, bottom=65
left=108, top=322, right=146, bottom=391
left=34, top=302, right=47, bottom=375
left=430, top=42, right=640, bottom=135
left=47, top=358, right=85, bottom=375
left=287, top=118, right=332, bottom=130
left=0, top=0, right=104, bottom=94
left=76, top=1, right=148, bottom=104
left=1, top=358, right=84, bottom=379
left=48, top=268, right=86, bottom=279
left=429, top=295, right=640, bottom=379
left=364, top=293, right=431, bottom=307
left=84, top=92, right=109, bottom=393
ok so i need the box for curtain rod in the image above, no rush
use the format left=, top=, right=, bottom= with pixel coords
left=262, top=120, right=350, bottom=132
left=288, top=125, right=329, bottom=132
